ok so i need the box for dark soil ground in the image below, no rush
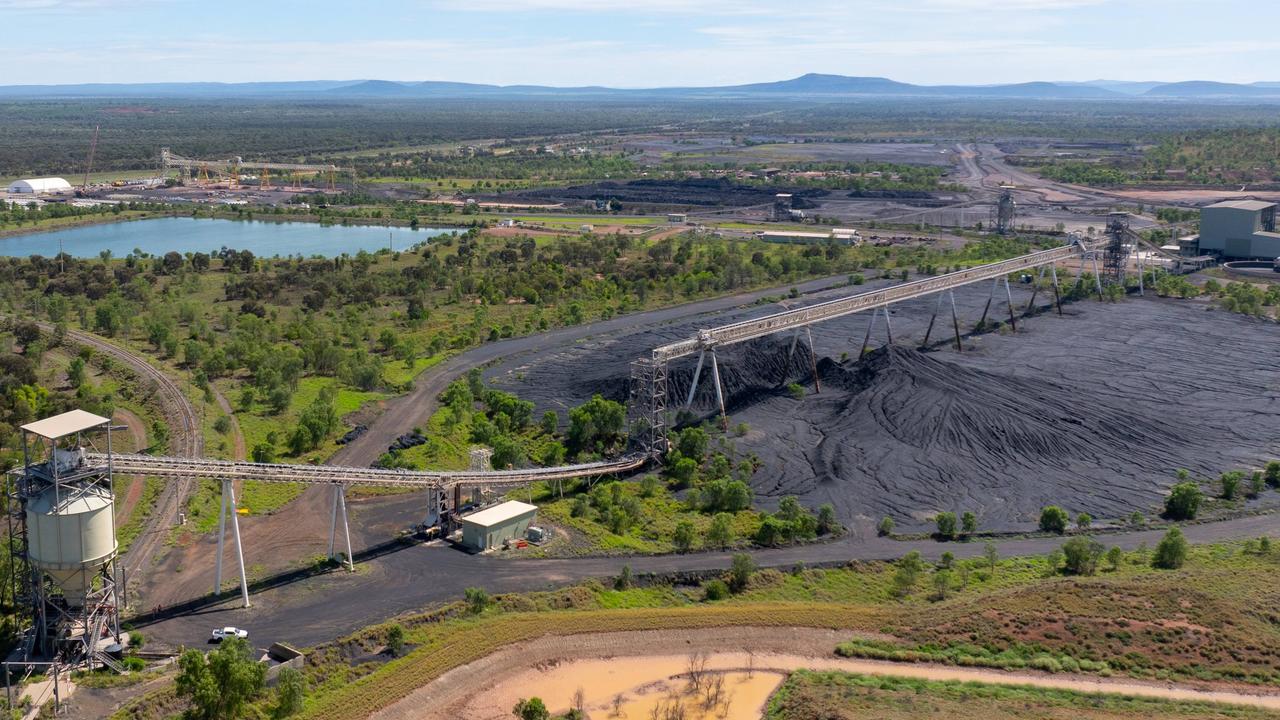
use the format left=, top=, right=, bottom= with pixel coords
left=506, top=178, right=828, bottom=208
left=487, top=286, right=1280, bottom=532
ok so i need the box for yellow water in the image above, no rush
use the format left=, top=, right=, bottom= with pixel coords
left=466, top=652, right=785, bottom=720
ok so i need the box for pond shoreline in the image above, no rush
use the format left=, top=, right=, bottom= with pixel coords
left=0, top=209, right=475, bottom=242
left=0, top=214, right=462, bottom=257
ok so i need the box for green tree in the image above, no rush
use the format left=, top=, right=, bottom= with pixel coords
left=540, top=410, right=558, bottom=436
left=1106, top=546, right=1124, bottom=570
left=728, top=553, right=755, bottom=593
left=816, top=504, right=838, bottom=535
left=1061, top=536, right=1105, bottom=576
left=961, top=511, right=977, bottom=536
left=1265, top=461, right=1280, bottom=488
left=176, top=636, right=266, bottom=720
left=1039, top=506, right=1069, bottom=534
left=707, top=513, right=734, bottom=548
left=67, top=356, right=86, bottom=389
left=877, top=516, right=895, bottom=537
left=932, top=569, right=952, bottom=600
left=272, top=666, right=306, bottom=719
left=567, top=394, right=625, bottom=456
left=513, top=697, right=550, bottom=720
left=1164, top=482, right=1203, bottom=520
left=675, top=426, right=709, bottom=461
left=251, top=442, right=277, bottom=464
left=673, top=520, right=696, bottom=552
left=1076, top=512, right=1092, bottom=530
left=1152, top=527, right=1189, bottom=569
left=1220, top=471, right=1242, bottom=500
left=934, top=511, right=957, bottom=540
left=892, top=551, right=924, bottom=598
left=983, top=541, right=999, bottom=572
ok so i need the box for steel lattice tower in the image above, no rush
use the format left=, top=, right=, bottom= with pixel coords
left=1103, top=213, right=1132, bottom=286
left=627, top=356, right=668, bottom=459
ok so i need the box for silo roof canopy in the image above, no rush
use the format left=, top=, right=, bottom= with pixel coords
left=21, top=410, right=110, bottom=440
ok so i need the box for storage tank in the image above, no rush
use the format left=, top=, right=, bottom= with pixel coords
left=26, top=485, right=117, bottom=608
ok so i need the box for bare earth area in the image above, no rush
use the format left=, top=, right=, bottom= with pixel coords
left=377, top=627, right=1280, bottom=720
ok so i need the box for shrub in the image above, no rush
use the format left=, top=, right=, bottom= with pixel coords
left=1061, top=536, right=1105, bottom=576
left=514, top=697, right=550, bottom=720
left=1152, top=527, right=1188, bottom=569
left=707, top=513, right=733, bottom=548
left=728, top=553, right=755, bottom=593
left=1106, top=546, right=1123, bottom=570
left=961, top=511, right=977, bottom=536
left=816, top=504, right=838, bottom=535
left=1164, top=482, right=1203, bottom=520
left=1265, top=461, right=1280, bottom=488
left=1039, top=506, right=1069, bottom=534
left=1220, top=471, right=1243, bottom=500
left=877, top=516, right=895, bottom=537
left=386, top=624, right=405, bottom=657
left=1076, top=512, right=1092, bottom=530
left=615, top=564, right=633, bottom=590
left=464, top=587, right=491, bottom=614
left=934, top=512, right=957, bottom=540
left=786, top=383, right=805, bottom=400
left=702, top=579, right=730, bottom=601
left=122, top=656, right=146, bottom=672
left=673, top=521, right=695, bottom=552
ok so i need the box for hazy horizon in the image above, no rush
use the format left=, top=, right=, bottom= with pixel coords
left=3, top=0, right=1278, bottom=87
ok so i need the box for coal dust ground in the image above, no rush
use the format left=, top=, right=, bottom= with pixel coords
left=486, top=285, right=1280, bottom=532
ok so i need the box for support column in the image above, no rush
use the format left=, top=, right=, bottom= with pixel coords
left=882, top=308, right=894, bottom=345
left=1024, top=266, right=1045, bottom=314
left=338, top=485, right=354, bottom=572
left=1091, top=253, right=1104, bottom=299
left=787, top=330, right=800, bottom=359
left=921, top=292, right=944, bottom=348
left=859, top=309, right=878, bottom=358
left=225, top=480, right=250, bottom=608
left=1050, top=264, right=1063, bottom=316
left=1136, top=246, right=1145, bottom=296
left=1003, top=276, right=1017, bottom=331
left=684, top=350, right=705, bottom=409
left=328, top=484, right=339, bottom=559
left=948, top=290, right=963, bottom=352
left=805, top=326, right=821, bottom=394
left=709, top=349, right=728, bottom=431
left=214, top=481, right=227, bottom=597
left=977, top=277, right=999, bottom=330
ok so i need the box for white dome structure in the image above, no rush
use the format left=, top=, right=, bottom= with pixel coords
left=7, top=177, right=73, bottom=194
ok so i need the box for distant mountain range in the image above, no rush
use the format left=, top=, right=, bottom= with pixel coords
left=3, top=73, right=1280, bottom=100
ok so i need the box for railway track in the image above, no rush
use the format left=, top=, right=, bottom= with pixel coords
left=18, top=320, right=202, bottom=579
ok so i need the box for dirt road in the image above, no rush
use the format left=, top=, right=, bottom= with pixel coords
left=380, top=626, right=1280, bottom=720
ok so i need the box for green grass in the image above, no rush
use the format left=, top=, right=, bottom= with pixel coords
left=765, top=671, right=1279, bottom=720
left=115, top=478, right=163, bottom=553
left=382, top=353, right=445, bottom=386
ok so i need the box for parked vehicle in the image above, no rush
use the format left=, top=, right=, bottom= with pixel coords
left=211, top=626, right=248, bottom=642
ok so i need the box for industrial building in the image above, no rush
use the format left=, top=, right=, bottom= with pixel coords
left=7, top=177, right=72, bottom=195
left=460, top=500, right=538, bottom=551
left=1196, top=200, right=1280, bottom=259
left=759, top=228, right=861, bottom=246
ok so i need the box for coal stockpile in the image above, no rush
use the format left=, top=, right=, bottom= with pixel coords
left=508, top=178, right=828, bottom=208
left=487, top=289, right=1280, bottom=531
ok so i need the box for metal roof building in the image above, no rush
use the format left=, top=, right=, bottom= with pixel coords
left=7, top=177, right=73, bottom=195
left=1198, top=200, right=1280, bottom=259
left=460, top=500, right=537, bottom=552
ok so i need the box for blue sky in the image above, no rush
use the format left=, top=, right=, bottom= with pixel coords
left=2, top=0, right=1277, bottom=86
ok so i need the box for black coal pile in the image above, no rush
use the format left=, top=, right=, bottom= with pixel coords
left=508, top=178, right=828, bottom=208
left=732, top=344, right=1246, bottom=529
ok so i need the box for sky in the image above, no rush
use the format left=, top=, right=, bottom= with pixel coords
left=2, top=0, right=1278, bottom=86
